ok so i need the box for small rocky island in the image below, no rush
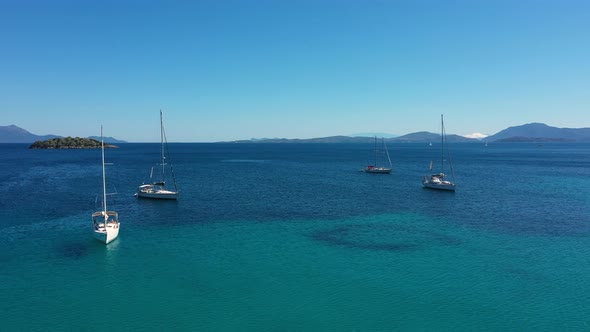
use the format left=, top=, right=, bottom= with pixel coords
left=29, top=137, right=118, bottom=149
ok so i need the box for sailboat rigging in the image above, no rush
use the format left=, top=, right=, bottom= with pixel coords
left=422, top=114, right=456, bottom=191
left=136, top=110, right=179, bottom=200
left=362, top=136, right=392, bottom=174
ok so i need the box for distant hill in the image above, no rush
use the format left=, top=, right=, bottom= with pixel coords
left=0, top=125, right=127, bottom=143
left=390, top=131, right=477, bottom=143
left=494, top=136, right=575, bottom=143
left=0, top=125, right=59, bottom=143
left=486, top=123, right=590, bottom=142
left=87, top=136, right=128, bottom=144
left=388, top=131, right=439, bottom=142
left=231, top=136, right=377, bottom=143
left=230, top=132, right=478, bottom=143
left=350, top=132, right=398, bottom=138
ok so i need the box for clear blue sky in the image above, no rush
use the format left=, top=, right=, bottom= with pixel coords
left=1, top=0, right=589, bottom=142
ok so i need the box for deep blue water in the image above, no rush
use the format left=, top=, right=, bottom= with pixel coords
left=1, top=142, right=589, bottom=330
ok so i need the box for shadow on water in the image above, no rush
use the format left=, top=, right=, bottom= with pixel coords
left=56, top=235, right=124, bottom=261
left=309, top=223, right=464, bottom=253
left=56, top=241, right=91, bottom=259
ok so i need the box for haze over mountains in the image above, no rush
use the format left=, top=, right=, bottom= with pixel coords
left=1, top=123, right=590, bottom=143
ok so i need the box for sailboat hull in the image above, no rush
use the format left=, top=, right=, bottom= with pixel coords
left=422, top=178, right=456, bottom=191
left=93, top=226, right=119, bottom=244
left=92, top=223, right=120, bottom=244
left=364, top=167, right=392, bottom=174
left=136, top=190, right=179, bottom=200
left=92, top=211, right=120, bottom=244
left=136, top=185, right=179, bottom=200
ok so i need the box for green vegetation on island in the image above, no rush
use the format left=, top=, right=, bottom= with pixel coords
left=29, top=137, right=118, bottom=149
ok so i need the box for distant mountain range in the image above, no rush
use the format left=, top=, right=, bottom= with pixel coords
left=485, top=123, right=590, bottom=142
left=232, top=136, right=382, bottom=144
left=0, top=125, right=127, bottom=143
left=2, top=123, right=590, bottom=143
left=232, top=123, right=590, bottom=143
left=231, top=133, right=478, bottom=144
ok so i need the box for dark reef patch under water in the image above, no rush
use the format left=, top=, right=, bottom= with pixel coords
left=56, top=241, right=91, bottom=259
left=310, top=223, right=465, bottom=252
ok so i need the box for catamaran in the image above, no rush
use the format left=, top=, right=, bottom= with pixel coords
left=92, top=126, right=120, bottom=244
left=136, top=110, right=179, bottom=200
left=423, top=114, right=456, bottom=191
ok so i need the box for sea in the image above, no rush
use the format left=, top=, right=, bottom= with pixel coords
left=1, top=142, right=589, bottom=331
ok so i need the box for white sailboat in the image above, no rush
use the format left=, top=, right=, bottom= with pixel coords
left=422, top=114, right=456, bottom=191
left=92, top=126, right=120, bottom=244
left=362, top=136, right=392, bottom=174
left=136, top=110, right=179, bottom=200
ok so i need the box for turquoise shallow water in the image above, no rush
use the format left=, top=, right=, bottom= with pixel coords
left=1, top=143, right=589, bottom=330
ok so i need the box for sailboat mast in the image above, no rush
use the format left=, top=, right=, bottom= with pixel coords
left=440, top=114, right=444, bottom=174
left=101, top=126, right=107, bottom=218
left=374, top=136, right=377, bottom=167
left=160, top=110, right=165, bottom=181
